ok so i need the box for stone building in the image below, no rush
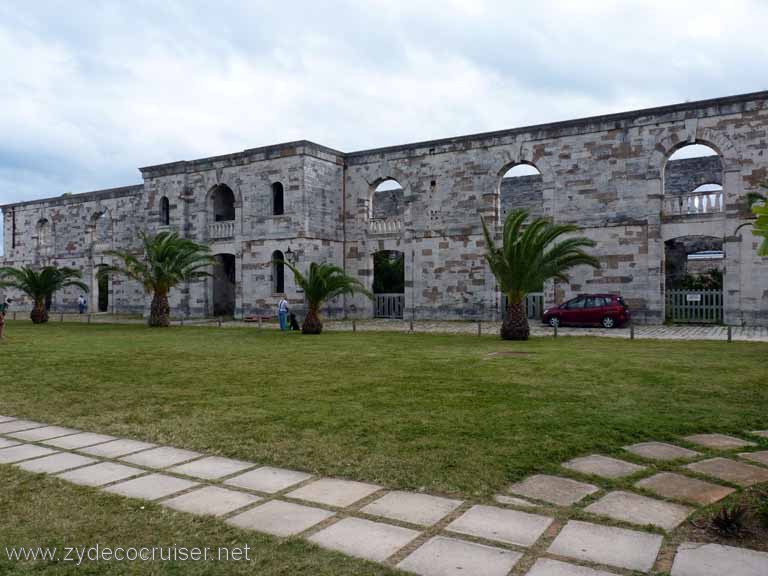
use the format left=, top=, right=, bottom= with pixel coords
left=2, top=91, right=767, bottom=325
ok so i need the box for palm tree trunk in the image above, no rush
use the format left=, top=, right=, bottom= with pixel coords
left=0, top=314, right=5, bottom=340
left=149, top=290, right=171, bottom=327
left=501, top=298, right=529, bottom=341
left=302, top=306, right=323, bottom=334
left=30, top=298, right=49, bottom=324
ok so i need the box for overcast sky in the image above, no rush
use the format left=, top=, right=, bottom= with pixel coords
left=1, top=0, right=767, bottom=250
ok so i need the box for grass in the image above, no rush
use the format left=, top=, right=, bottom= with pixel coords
left=0, top=321, right=766, bottom=498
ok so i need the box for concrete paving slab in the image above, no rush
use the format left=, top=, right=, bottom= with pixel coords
left=78, top=439, right=157, bottom=458
left=227, top=499, right=333, bottom=537
left=635, top=472, right=734, bottom=505
left=56, top=462, right=145, bottom=487
left=684, top=434, right=756, bottom=450
left=508, top=474, right=598, bottom=506
left=0, top=438, right=20, bottom=449
left=686, top=457, right=768, bottom=487
left=585, top=491, right=693, bottom=530
left=562, top=455, right=646, bottom=479
left=0, top=420, right=47, bottom=434
left=287, top=478, right=381, bottom=508
left=16, top=452, right=97, bottom=474
left=224, top=466, right=312, bottom=494
left=750, top=430, right=768, bottom=439
left=120, top=446, right=203, bottom=469
left=167, top=456, right=255, bottom=480
left=361, top=491, right=463, bottom=526
left=161, top=486, right=261, bottom=517
left=397, top=535, right=522, bottom=576
left=446, top=505, right=553, bottom=547
left=44, top=432, right=117, bottom=449
left=671, top=542, right=768, bottom=576
left=547, top=520, right=662, bottom=573
left=624, top=441, right=700, bottom=461
left=104, top=473, right=199, bottom=501
left=0, top=416, right=16, bottom=423
left=493, top=494, right=538, bottom=508
left=7, top=426, right=80, bottom=442
left=309, top=517, right=420, bottom=562
left=739, top=451, right=768, bottom=467
left=526, top=558, right=620, bottom=576
left=0, top=444, right=58, bottom=464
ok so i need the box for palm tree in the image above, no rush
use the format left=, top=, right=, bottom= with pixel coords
left=0, top=266, right=89, bottom=324
left=482, top=209, right=600, bottom=340
left=280, top=261, right=371, bottom=334
left=98, top=231, right=214, bottom=327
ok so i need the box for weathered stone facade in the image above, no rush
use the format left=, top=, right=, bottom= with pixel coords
left=3, top=91, right=768, bottom=324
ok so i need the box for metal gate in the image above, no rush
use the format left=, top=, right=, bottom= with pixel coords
left=665, top=289, right=723, bottom=324
left=500, top=292, right=544, bottom=320
left=374, top=293, right=404, bottom=319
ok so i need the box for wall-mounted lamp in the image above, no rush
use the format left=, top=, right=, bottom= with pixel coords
left=285, top=247, right=298, bottom=265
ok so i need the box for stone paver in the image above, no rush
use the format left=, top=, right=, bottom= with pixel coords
left=309, top=517, right=420, bottom=562
left=636, top=472, right=735, bottom=505
left=104, top=473, right=199, bottom=501
left=56, top=462, right=145, bottom=487
left=686, top=457, right=768, bottom=487
left=7, top=425, right=80, bottom=442
left=739, top=451, right=768, bottom=467
left=624, top=441, right=700, bottom=461
left=508, top=474, right=598, bottom=506
left=361, top=491, right=463, bottom=526
left=0, top=420, right=46, bottom=434
left=161, top=486, right=261, bottom=517
left=671, top=542, right=768, bottom=576
left=526, top=558, right=620, bottom=576
left=227, top=500, right=333, bottom=537
left=562, top=454, right=646, bottom=479
left=167, top=456, right=255, bottom=480
left=0, top=444, right=58, bottom=464
left=45, top=432, right=117, bottom=449
left=16, top=452, right=97, bottom=474
left=493, top=494, right=537, bottom=507
left=78, top=438, right=157, bottom=458
left=287, top=478, right=381, bottom=508
left=0, top=438, right=20, bottom=449
left=397, top=535, right=522, bottom=576
left=224, top=466, right=312, bottom=494
left=120, top=446, right=203, bottom=469
left=684, top=434, right=757, bottom=450
left=585, top=491, right=693, bottom=530
left=750, top=430, right=768, bottom=439
left=446, top=505, right=553, bottom=547
left=547, top=520, right=662, bottom=573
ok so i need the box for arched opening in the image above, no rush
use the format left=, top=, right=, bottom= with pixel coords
left=499, top=163, right=543, bottom=221
left=373, top=250, right=404, bottom=318
left=212, top=253, right=236, bottom=317
left=159, top=196, right=170, bottom=226
left=37, top=218, right=50, bottom=255
left=664, top=144, right=724, bottom=215
left=98, top=273, right=109, bottom=313
left=664, top=236, right=724, bottom=323
left=371, top=179, right=404, bottom=220
left=92, top=210, right=110, bottom=242
left=272, top=182, right=285, bottom=216
left=210, top=184, right=236, bottom=222
left=272, top=250, right=285, bottom=293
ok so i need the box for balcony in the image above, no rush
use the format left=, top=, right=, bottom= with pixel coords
left=663, top=190, right=724, bottom=216
left=369, top=217, right=403, bottom=235
left=208, top=221, right=236, bottom=240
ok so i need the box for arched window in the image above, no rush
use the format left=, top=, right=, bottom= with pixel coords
left=499, top=163, right=543, bottom=219
left=211, top=184, right=236, bottom=222
left=371, top=179, right=403, bottom=219
left=272, top=250, right=285, bottom=293
left=159, top=196, right=170, bottom=226
left=664, top=143, right=723, bottom=214
left=272, top=182, right=284, bottom=216
left=37, top=218, right=51, bottom=255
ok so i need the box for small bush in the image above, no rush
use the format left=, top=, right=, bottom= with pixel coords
left=711, top=503, right=748, bottom=535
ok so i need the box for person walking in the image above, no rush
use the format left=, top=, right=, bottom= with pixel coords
left=78, top=294, right=87, bottom=314
left=0, top=297, right=10, bottom=340
left=278, top=297, right=289, bottom=331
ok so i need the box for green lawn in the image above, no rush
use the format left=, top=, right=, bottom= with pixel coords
left=1, top=321, right=766, bottom=497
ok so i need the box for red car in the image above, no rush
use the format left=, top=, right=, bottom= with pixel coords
left=542, top=294, right=630, bottom=329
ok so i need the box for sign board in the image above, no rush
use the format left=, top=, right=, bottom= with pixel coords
left=686, top=293, right=702, bottom=303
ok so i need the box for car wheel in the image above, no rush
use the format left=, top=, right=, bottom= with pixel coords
left=548, top=316, right=560, bottom=328
left=601, top=316, right=615, bottom=329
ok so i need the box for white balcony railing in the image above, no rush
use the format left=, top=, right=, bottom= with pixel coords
left=369, top=217, right=403, bottom=235
left=208, top=221, right=236, bottom=239
left=663, top=191, right=724, bottom=216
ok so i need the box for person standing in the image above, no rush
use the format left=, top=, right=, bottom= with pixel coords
left=0, top=298, right=10, bottom=340
left=278, top=297, right=289, bottom=331
left=78, top=294, right=87, bottom=314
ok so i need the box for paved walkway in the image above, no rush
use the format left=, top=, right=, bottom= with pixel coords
left=1, top=415, right=767, bottom=575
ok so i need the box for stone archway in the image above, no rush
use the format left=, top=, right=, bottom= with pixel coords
left=212, top=253, right=236, bottom=317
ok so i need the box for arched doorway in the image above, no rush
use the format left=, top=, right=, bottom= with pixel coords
left=663, top=144, right=724, bottom=215
left=210, top=185, right=236, bottom=222
left=272, top=250, right=285, bottom=293
left=664, top=236, right=724, bottom=323
left=98, top=273, right=110, bottom=313
left=373, top=250, right=404, bottom=318
left=212, top=254, right=236, bottom=317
